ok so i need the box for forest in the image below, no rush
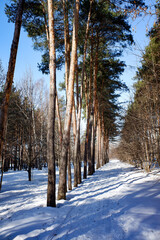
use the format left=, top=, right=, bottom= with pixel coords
left=0, top=0, right=159, bottom=200
left=116, top=4, right=160, bottom=171
left=0, top=1, right=160, bottom=238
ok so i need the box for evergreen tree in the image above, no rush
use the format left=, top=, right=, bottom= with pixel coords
left=117, top=2, right=160, bottom=170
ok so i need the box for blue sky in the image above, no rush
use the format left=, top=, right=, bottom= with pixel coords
left=0, top=0, right=157, bottom=104
left=0, top=0, right=50, bottom=88
left=119, top=0, right=156, bottom=105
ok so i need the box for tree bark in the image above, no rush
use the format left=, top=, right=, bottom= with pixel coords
left=58, top=0, right=80, bottom=200
left=28, top=109, right=32, bottom=181
left=63, top=0, right=70, bottom=95
left=42, top=1, right=63, bottom=151
left=0, top=145, right=5, bottom=190
left=91, top=32, right=99, bottom=174
left=0, top=0, right=25, bottom=191
left=96, top=117, right=101, bottom=169
left=47, top=0, right=57, bottom=207
left=83, top=26, right=93, bottom=179
left=101, top=114, right=105, bottom=166
left=56, top=94, right=63, bottom=146
left=74, top=0, right=93, bottom=186
left=88, top=107, right=94, bottom=175
left=67, top=145, right=72, bottom=190
left=72, top=99, right=77, bottom=143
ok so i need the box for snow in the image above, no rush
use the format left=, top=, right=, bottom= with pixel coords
left=0, top=159, right=160, bottom=240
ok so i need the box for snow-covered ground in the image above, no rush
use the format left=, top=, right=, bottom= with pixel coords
left=0, top=159, right=160, bottom=240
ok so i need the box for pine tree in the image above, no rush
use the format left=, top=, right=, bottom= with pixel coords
left=46, top=0, right=57, bottom=207
left=117, top=2, right=160, bottom=170
left=58, top=0, right=80, bottom=200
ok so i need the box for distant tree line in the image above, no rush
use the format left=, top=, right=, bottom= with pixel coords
left=0, top=70, right=46, bottom=175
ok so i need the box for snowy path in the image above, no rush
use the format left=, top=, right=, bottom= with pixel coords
left=47, top=160, right=160, bottom=240
left=0, top=159, right=160, bottom=240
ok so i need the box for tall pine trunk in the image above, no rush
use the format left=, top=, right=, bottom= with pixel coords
left=56, top=94, right=63, bottom=146
left=67, top=145, right=72, bottom=190
left=28, top=109, right=32, bottom=181
left=63, top=0, right=70, bottom=95
left=90, top=32, right=99, bottom=175
left=88, top=107, right=94, bottom=175
left=63, top=0, right=74, bottom=193
left=0, top=0, right=25, bottom=191
left=96, top=117, right=101, bottom=169
left=47, top=0, right=57, bottom=207
left=58, top=0, right=80, bottom=200
left=83, top=28, right=93, bottom=178
left=83, top=74, right=89, bottom=179
left=74, top=0, right=93, bottom=186
left=101, top=115, right=105, bottom=166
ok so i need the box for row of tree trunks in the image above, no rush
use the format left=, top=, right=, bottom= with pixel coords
left=45, top=0, right=108, bottom=204
left=58, top=0, right=80, bottom=200
left=0, top=0, right=110, bottom=204
left=74, top=0, right=93, bottom=187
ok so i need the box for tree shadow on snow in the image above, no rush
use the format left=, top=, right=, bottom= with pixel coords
left=1, top=165, right=160, bottom=240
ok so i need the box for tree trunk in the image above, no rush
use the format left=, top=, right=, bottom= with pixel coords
left=14, top=144, right=18, bottom=171
left=91, top=114, right=98, bottom=173
left=105, top=132, right=109, bottom=163
left=96, top=117, right=101, bottom=169
left=91, top=32, right=99, bottom=174
left=0, top=0, right=25, bottom=191
left=56, top=93, right=63, bottom=146
left=32, top=106, right=37, bottom=168
left=28, top=109, right=32, bottom=181
left=77, top=135, right=81, bottom=184
left=101, top=129, right=104, bottom=166
left=47, top=0, right=57, bottom=207
left=88, top=107, right=94, bottom=175
left=58, top=0, right=80, bottom=200
left=99, top=123, right=102, bottom=167
left=63, top=0, right=70, bottom=95
left=42, top=1, right=63, bottom=154
left=63, top=0, right=73, bottom=193
left=67, top=145, right=72, bottom=190
left=83, top=128, right=88, bottom=178
left=20, top=139, right=23, bottom=170
left=74, top=0, right=92, bottom=186
left=0, top=152, right=4, bottom=191
left=83, top=75, right=89, bottom=179
left=72, top=99, right=77, bottom=143
left=83, top=25, right=94, bottom=179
